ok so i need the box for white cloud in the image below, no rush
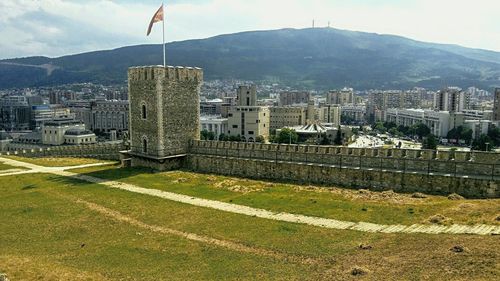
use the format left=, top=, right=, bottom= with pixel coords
left=0, top=0, right=499, bottom=59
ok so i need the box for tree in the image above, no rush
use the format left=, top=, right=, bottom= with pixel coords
left=320, top=133, right=331, bottom=145
left=374, top=122, right=386, bottom=133
left=334, top=126, right=343, bottom=145
left=388, top=127, right=403, bottom=137
left=413, top=123, right=431, bottom=139
left=218, top=133, right=228, bottom=141
left=472, top=134, right=493, bottom=151
left=268, top=134, right=276, bottom=143
left=200, top=130, right=209, bottom=140
left=276, top=128, right=298, bottom=144
left=422, top=134, right=438, bottom=150
left=255, top=135, right=265, bottom=143
left=228, top=135, right=242, bottom=142
left=383, top=122, right=397, bottom=130
left=398, top=125, right=410, bottom=135
left=447, top=126, right=473, bottom=145
left=206, top=131, right=215, bottom=141
left=487, top=126, right=500, bottom=147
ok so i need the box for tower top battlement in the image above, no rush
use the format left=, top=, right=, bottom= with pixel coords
left=128, top=65, right=203, bottom=82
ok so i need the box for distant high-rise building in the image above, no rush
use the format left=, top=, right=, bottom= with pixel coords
left=237, top=85, right=257, bottom=106
left=269, top=106, right=306, bottom=131
left=279, top=91, right=311, bottom=106
left=0, top=96, right=31, bottom=131
left=327, top=88, right=354, bottom=105
left=90, top=100, right=129, bottom=134
left=228, top=85, right=269, bottom=141
left=49, top=92, right=61, bottom=105
left=318, top=104, right=341, bottom=126
left=434, top=87, right=470, bottom=112
left=494, top=88, right=500, bottom=121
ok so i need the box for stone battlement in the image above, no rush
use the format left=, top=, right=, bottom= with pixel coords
left=128, top=66, right=203, bottom=82
left=190, top=140, right=500, bottom=164
left=0, top=143, right=124, bottom=160
left=186, top=140, right=500, bottom=198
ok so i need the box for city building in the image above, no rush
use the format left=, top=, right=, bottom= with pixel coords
left=366, top=90, right=426, bottom=122
left=494, top=88, right=500, bottom=121
left=41, top=119, right=88, bottom=145
left=341, top=105, right=366, bottom=124
left=327, top=88, right=354, bottom=105
left=434, top=87, right=470, bottom=112
left=464, top=120, right=492, bottom=140
left=279, top=91, right=311, bottom=106
left=0, top=96, right=31, bottom=131
left=63, top=129, right=97, bottom=145
left=200, top=98, right=232, bottom=118
left=0, top=131, right=12, bottom=151
left=227, top=85, right=270, bottom=141
left=31, top=105, right=75, bottom=129
left=200, top=115, right=228, bottom=139
left=384, top=108, right=463, bottom=137
left=318, top=104, right=341, bottom=126
left=90, top=100, right=129, bottom=134
left=269, top=106, right=306, bottom=131
left=461, top=109, right=493, bottom=121
left=276, top=124, right=353, bottom=144
left=67, top=101, right=93, bottom=130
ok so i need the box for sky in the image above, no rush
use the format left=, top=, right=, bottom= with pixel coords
left=1, top=0, right=499, bottom=59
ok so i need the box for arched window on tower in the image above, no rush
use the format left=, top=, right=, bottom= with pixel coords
left=143, top=138, right=148, bottom=154
left=142, top=104, right=147, bottom=119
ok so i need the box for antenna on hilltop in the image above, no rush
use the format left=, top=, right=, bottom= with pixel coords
left=312, top=19, right=315, bottom=28
left=328, top=21, right=330, bottom=28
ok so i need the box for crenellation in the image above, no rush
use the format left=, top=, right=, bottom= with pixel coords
left=128, top=66, right=203, bottom=82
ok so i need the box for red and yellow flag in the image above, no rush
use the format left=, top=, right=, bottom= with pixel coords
left=147, top=4, right=164, bottom=36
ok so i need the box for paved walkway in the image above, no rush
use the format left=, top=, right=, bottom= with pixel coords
left=1, top=157, right=499, bottom=236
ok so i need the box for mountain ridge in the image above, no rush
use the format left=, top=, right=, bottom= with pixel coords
left=1, top=27, right=499, bottom=90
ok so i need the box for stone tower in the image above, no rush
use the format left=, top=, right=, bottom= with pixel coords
left=127, top=66, right=203, bottom=170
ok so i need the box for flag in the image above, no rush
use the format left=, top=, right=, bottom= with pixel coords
left=147, top=4, right=164, bottom=36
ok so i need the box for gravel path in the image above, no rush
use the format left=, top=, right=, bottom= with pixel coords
left=1, top=156, right=499, bottom=236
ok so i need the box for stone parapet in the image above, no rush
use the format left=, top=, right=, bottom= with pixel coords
left=128, top=66, right=203, bottom=82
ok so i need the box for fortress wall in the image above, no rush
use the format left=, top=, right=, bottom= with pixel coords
left=0, top=143, right=123, bottom=160
left=187, top=141, right=499, bottom=198
left=186, top=154, right=499, bottom=198
left=189, top=141, right=499, bottom=178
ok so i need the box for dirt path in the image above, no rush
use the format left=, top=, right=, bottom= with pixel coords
left=1, top=156, right=499, bottom=236
left=65, top=196, right=325, bottom=265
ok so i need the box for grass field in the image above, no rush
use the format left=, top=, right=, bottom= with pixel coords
left=70, top=164, right=500, bottom=226
left=1, top=159, right=499, bottom=280
left=0, top=162, right=16, bottom=171
left=2, top=156, right=108, bottom=167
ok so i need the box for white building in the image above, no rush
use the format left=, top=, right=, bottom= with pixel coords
left=42, top=119, right=88, bottom=145
left=384, top=109, right=460, bottom=137
left=90, top=100, right=129, bottom=134
left=341, top=104, right=366, bottom=124
left=200, top=115, right=228, bottom=139
left=227, top=85, right=270, bottom=141
left=63, top=129, right=97, bottom=145
left=327, top=88, right=354, bottom=105
left=318, top=104, right=341, bottom=126
left=434, top=88, right=470, bottom=112
left=463, top=120, right=491, bottom=140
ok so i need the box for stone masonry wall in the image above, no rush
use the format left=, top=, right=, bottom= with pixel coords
left=186, top=141, right=500, bottom=198
left=128, top=66, right=202, bottom=158
left=0, top=143, right=124, bottom=160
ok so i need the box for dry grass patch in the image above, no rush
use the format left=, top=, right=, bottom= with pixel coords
left=3, top=155, right=107, bottom=167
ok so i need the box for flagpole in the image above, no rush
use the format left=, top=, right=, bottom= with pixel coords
left=162, top=2, right=166, bottom=68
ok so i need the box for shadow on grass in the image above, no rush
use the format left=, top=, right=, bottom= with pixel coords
left=46, top=166, right=158, bottom=188
left=22, top=184, right=37, bottom=190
